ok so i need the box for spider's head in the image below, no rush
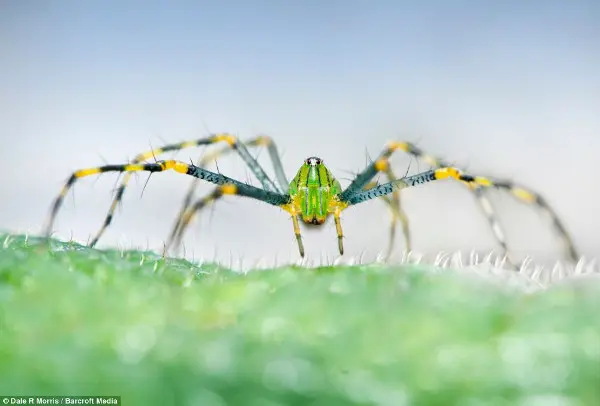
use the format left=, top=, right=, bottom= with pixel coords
left=288, top=156, right=343, bottom=225
left=304, top=156, right=322, bottom=167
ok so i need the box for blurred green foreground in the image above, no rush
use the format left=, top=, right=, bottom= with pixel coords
left=0, top=234, right=598, bottom=406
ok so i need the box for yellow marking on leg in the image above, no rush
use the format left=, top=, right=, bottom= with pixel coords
left=255, top=135, right=273, bottom=146
left=181, top=140, right=198, bottom=149
left=474, top=177, right=493, bottom=187
left=375, top=158, right=389, bottom=172
left=422, top=154, right=440, bottom=167
left=198, top=135, right=269, bottom=166
left=291, top=214, right=301, bottom=236
left=280, top=203, right=297, bottom=216
left=162, top=160, right=189, bottom=173
left=329, top=199, right=349, bottom=213
left=135, top=148, right=165, bottom=161
left=123, top=164, right=146, bottom=172
left=220, top=184, right=237, bottom=195
left=387, top=140, right=441, bottom=166
left=434, top=167, right=461, bottom=180
left=291, top=214, right=304, bottom=257
left=213, top=133, right=237, bottom=146
left=511, top=187, right=536, bottom=203
left=180, top=207, right=196, bottom=230
left=387, top=141, right=410, bottom=152
left=436, top=167, right=494, bottom=187
left=74, top=168, right=102, bottom=178
left=281, top=199, right=312, bottom=258
left=333, top=207, right=344, bottom=255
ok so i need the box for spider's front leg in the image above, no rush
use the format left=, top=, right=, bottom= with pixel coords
left=43, top=160, right=290, bottom=246
left=340, top=141, right=517, bottom=265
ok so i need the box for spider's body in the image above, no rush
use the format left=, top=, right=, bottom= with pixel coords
left=43, top=133, right=578, bottom=266
left=287, top=157, right=344, bottom=226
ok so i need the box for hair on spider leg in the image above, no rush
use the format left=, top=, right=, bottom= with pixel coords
left=84, top=233, right=93, bottom=247
left=337, top=167, right=360, bottom=178
left=363, top=144, right=376, bottom=167
left=160, top=240, right=168, bottom=259
left=182, top=240, right=188, bottom=259
left=250, top=140, right=265, bottom=162
left=96, top=152, right=110, bottom=166
left=138, top=172, right=156, bottom=199
left=68, top=229, right=76, bottom=245
left=153, top=133, right=170, bottom=149
left=401, top=157, right=413, bottom=180
left=241, top=165, right=255, bottom=188
left=205, top=195, right=219, bottom=229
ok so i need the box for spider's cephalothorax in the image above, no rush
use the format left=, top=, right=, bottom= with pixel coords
left=43, top=133, right=579, bottom=266
left=287, top=157, right=343, bottom=225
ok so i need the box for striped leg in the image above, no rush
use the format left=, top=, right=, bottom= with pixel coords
left=493, top=180, right=578, bottom=262
left=341, top=141, right=579, bottom=266
left=168, top=135, right=289, bottom=245
left=88, top=133, right=279, bottom=247
left=342, top=167, right=495, bottom=205
left=362, top=167, right=408, bottom=259
left=43, top=160, right=289, bottom=240
left=333, top=206, right=345, bottom=255
left=396, top=141, right=579, bottom=263
left=165, top=185, right=245, bottom=253
left=167, top=185, right=307, bottom=258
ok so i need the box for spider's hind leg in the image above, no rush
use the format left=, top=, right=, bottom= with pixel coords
left=362, top=165, right=410, bottom=260
left=341, top=140, right=579, bottom=267
left=165, top=185, right=235, bottom=255
left=169, top=135, right=289, bottom=251
left=166, top=182, right=304, bottom=258
left=492, top=180, right=579, bottom=263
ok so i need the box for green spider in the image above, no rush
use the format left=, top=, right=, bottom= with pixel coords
left=43, top=133, right=578, bottom=264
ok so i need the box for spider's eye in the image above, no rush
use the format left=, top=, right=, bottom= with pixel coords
left=305, top=157, right=322, bottom=166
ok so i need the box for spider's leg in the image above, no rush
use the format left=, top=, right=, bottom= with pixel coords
left=467, top=184, right=510, bottom=262
left=341, top=167, right=495, bottom=205
left=337, top=167, right=494, bottom=256
left=493, top=180, right=579, bottom=262
left=379, top=141, right=578, bottom=263
left=168, top=186, right=306, bottom=258
left=332, top=205, right=345, bottom=255
left=43, top=160, right=289, bottom=240
left=340, top=142, right=507, bottom=267
left=380, top=142, right=517, bottom=265
left=89, top=133, right=279, bottom=247
left=363, top=170, right=409, bottom=259
left=339, top=144, right=430, bottom=259
left=169, top=135, right=288, bottom=246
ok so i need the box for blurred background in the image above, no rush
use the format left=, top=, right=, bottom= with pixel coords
left=1, top=0, right=598, bottom=267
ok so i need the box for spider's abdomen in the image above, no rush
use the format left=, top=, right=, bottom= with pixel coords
left=288, top=157, right=343, bottom=225
left=298, top=186, right=330, bottom=224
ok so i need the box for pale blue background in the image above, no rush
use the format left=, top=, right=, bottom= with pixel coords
left=1, top=1, right=598, bottom=266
